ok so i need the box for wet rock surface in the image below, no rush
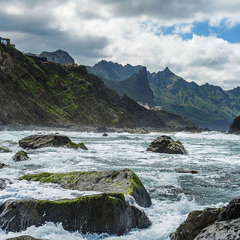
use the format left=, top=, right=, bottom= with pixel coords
left=19, top=134, right=87, bottom=150
left=12, top=151, right=30, bottom=162
left=0, top=193, right=151, bottom=236
left=170, top=208, right=222, bottom=240
left=146, top=135, right=187, bottom=154
left=20, top=168, right=152, bottom=207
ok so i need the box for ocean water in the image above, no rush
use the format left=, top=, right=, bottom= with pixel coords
left=0, top=130, right=240, bottom=240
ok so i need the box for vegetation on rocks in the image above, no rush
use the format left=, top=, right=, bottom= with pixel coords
left=146, top=135, right=187, bottom=154
left=0, top=193, right=151, bottom=235
left=12, top=151, right=29, bottom=162
left=20, top=168, right=152, bottom=207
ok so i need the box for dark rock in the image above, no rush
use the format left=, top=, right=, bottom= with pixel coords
left=194, top=218, right=240, bottom=240
left=20, top=168, right=152, bottom=207
left=229, top=116, right=240, bottom=134
left=103, top=133, right=108, bottom=137
left=0, top=193, right=151, bottom=236
left=19, top=134, right=87, bottom=150
left=0, top=146, right=12, bottom=152
left=19, top=134, right=71, bottom=149
left=218, top=196, right=240, bottom=221
left=146, top=135, right=187, bottom=154
left=40, top=49, right=75, bottom=65
left=12, top=151, right=29, bottom=162
left=65, top=142, right=88, bottom=150
left=0, top=178, right=12, bottom=190
left=6, top=236, right=43, bottom=240
left=170, top=208, right=221, bottom=240
left=0, top=163, right=7, bottom=169
left=175, top=168, right=198, bottom=174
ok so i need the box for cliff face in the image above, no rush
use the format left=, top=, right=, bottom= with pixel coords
left=103, top=67, right=155, bottom=106
left=0, top=43, right=166, bottom=128
left=40, top=49, right=75, bottom=65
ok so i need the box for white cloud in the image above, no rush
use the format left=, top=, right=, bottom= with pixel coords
left=1, top=0, right=240, bottom=89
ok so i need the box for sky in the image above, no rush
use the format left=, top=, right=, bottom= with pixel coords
left=1, top=0, right=240, bottom=90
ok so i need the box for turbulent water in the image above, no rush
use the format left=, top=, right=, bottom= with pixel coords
left=0, top=130, right=240, bottom=240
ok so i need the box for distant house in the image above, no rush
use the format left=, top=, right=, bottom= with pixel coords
left=0, top=37, right=15, bottom=48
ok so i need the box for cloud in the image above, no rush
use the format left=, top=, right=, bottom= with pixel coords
left=0, top=0, right=240, bottom=89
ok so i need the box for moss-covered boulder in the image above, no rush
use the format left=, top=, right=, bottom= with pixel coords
left=20, top=168, right=151, bottom=207
left=146, top=135, right=187, bottom=154
left=6, top=236, right=43, bottom=240
left=12, top=151, right=29, bottom=162
left=0, top=193, right=151, bottom=235
left=170, top=208, right=222, bottom=240
left=0, top=146, right=12, bottom=152
left=19, top=134, right=87, bottom=150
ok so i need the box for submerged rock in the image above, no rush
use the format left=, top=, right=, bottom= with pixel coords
left=12, top=151, right=29, bottom=162
left=174, top=168, right=198, bottom=174
left=103, top=133, right=108, bottom=137
left=170, top=208, right=222, bottom=240
left=229, top=116, right=240, bottom=134
left=0, top=146, right=12, bottom=152
left=0, top=193, right=151, bottom=236
left=6, top=236, right=43, bottom=240
left=20, top=168, right=152, bottom=207
left=0, top=163, right=7, bottom=169
left=19, top=134, right=87, bottom=150
left=146, top=135, right=187, bottom=154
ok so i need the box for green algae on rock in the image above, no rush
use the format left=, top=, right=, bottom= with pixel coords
left=0, top=193, right=151, bottom=236
left=12, top=151, right=29, bottom=162
left=19, top=134, right=87, bottom=150
left=0, top=146, right=12, bottom=153
left=20, top=168, right=151, bottom=207
left=146, top=135, right=187, bottom=154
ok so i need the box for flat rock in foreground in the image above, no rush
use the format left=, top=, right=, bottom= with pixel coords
left=20, top=168, right=152, bottom=207
left=146, top=135, right=187, bottom=154
left=0, top=193, right=151, bottom=236
left=19, top=134, right=87, bottom=150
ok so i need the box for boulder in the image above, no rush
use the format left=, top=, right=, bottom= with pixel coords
left=194, top=218, right=240, bottom=240
left=0, top=146, right=12, bottom=152
left=146, top=135, right=187, bottom=154
left=103, top=133, right=108, bottom=137
left=218, top=196, right=240, bottom=221
left=20, top=168, right=152, bottom=207
left=12, top=151, right=29, bottom=162
left=170, top=208, right=221, bottom=240
left=0, top=163, right=7, bottom=169
left=19, top=134, right=87, bottom=150
left=0, top=178, right=12, bottom=190
left=6, top=236, right=43, bottom=240
left=0, top=193, right=151, bottom=236
left=229, top=116, right=240, bottom=134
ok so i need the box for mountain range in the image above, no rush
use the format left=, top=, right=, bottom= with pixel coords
left=0, top=43, right=194, bottom=130
left=88, top=61, right=240, bottom=130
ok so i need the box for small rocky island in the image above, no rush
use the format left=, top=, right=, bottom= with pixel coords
left=146, top=135, right=187, bottom=154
